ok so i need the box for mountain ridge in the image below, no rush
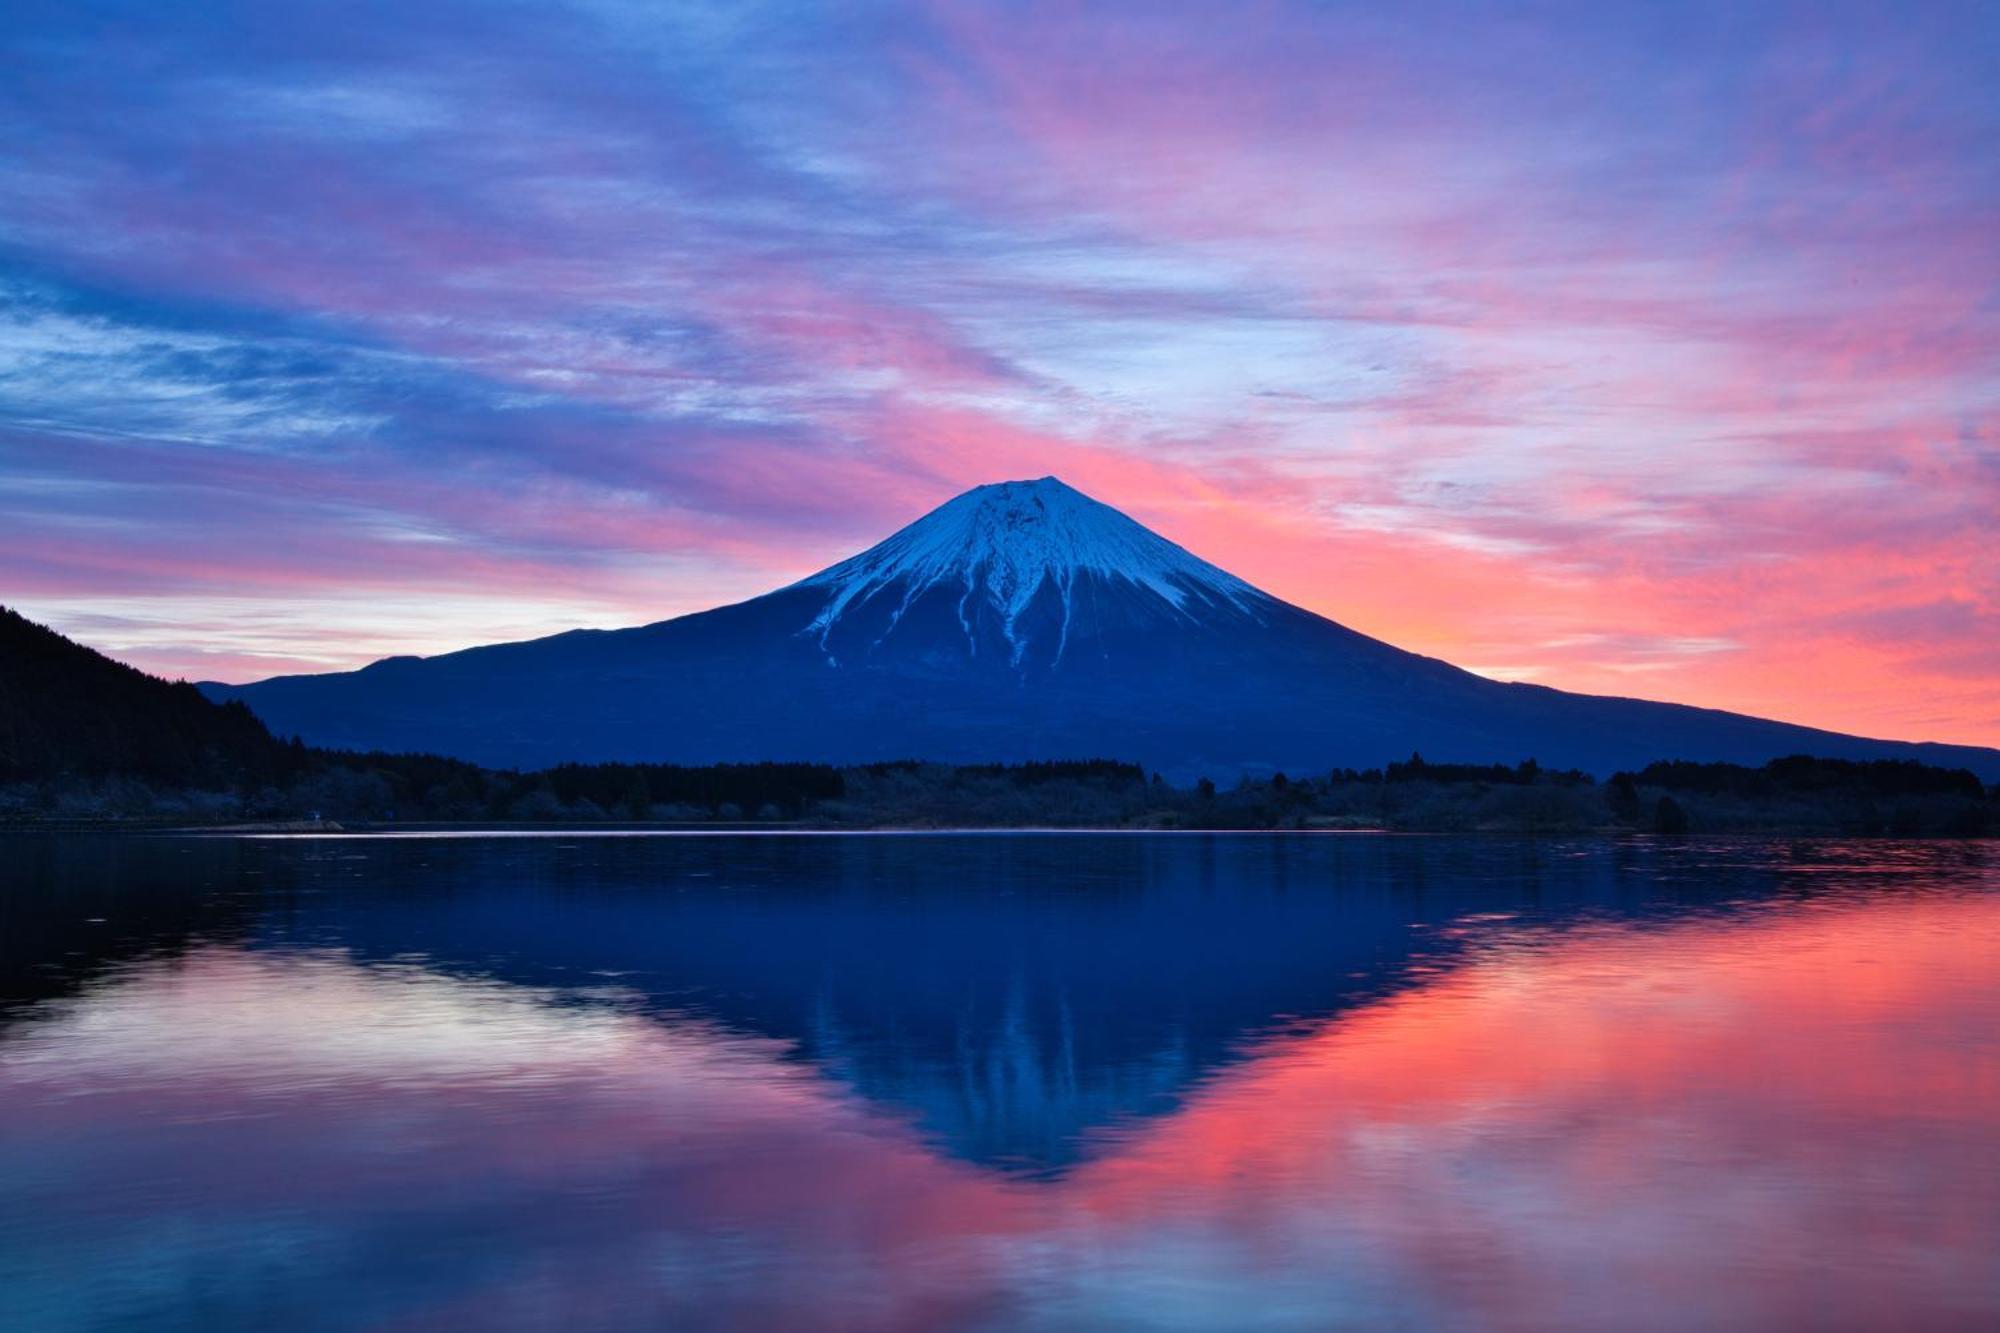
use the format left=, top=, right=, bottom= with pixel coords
left=198, top=478, right=2000, bottom=781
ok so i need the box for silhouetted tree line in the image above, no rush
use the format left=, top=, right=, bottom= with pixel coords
left=1625, top=756, right=1985, bottom=801
left=3, top=606, right=1994, bottom=833
left=1602, top=755, right=1993, bottom=837
left=538, top=762, right=844, bottom=818
left=929, top=759, right=1147, bottom=785
left=853, top=758, right=1145, bottom=784
left=1157, top=754, right=1991, bottom=835
left=1376, top=754, right=1591, bottom=786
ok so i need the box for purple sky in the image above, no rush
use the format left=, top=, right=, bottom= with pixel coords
left=2, top=0, right=1996, bottom=743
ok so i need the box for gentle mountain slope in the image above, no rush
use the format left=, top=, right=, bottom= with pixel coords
left=1, top=606, right=283, bottom=784
left=200, top=479, right=2000, bottom=780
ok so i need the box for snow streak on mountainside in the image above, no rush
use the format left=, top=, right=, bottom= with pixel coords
left=791, top=477, right=1269, bottom=663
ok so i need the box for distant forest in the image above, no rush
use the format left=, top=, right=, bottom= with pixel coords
left=3, top=606, right=1995, bottom=836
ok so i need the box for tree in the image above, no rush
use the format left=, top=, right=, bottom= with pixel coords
left=1607, top=772, right=1641, bottom=821
left=622, top=772, right=652, bottom=820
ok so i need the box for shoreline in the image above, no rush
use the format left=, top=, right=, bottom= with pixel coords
left=2, top=818, right=1991, bottom=840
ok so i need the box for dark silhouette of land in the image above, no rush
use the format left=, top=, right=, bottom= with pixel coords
left=3, top=606, right=1993, bottom=835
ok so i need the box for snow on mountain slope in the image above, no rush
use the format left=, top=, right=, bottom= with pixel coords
left=791, top=477, right=1270, bottom=663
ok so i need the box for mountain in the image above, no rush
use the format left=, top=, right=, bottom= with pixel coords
left=290, top=834, right=1667, bottom=1174
left=200, top=478, right=2000, bottom=781
left=0, top=606, right=284, bottom=785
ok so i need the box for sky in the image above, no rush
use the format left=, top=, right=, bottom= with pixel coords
left=1, top=0, right=1996, bottom=746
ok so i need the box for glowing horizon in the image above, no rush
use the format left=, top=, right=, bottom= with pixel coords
left=2, top=1, right=1995, bottom=745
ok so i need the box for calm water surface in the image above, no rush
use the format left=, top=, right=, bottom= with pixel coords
left=1, top=833, right=1996, bottom=1331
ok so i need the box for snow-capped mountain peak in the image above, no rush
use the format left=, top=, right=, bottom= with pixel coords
left=792, top=477, right=1269, bottom=660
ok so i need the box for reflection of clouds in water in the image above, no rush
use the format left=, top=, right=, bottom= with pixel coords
left=0, top=948, right=1029, bottom=1331
left=4, top=896, right=1999, bottom=1331
left=1059, top=895, right=2000, bottom=1329
left=3, top=949, right=772, bottom=1089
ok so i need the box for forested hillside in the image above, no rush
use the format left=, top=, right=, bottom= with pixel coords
left=0, top=607, right=284, bottom=785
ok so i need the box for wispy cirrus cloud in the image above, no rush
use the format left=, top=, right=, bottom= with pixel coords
left=0, top=0, right=1994, bottom=741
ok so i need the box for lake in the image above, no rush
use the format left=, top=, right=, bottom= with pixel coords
left=1, top=832, right=1995, bottom=1331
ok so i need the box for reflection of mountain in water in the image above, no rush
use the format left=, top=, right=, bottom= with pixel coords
left=210, top=833, right=1745, bottom=1173
left=4, top=832, right=1835, bottom=1172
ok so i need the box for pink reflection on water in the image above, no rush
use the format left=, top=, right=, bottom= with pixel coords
left=3, top=892, right=1998, bottom=1329
left=1068, top=894, right=2000, bottom=1330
